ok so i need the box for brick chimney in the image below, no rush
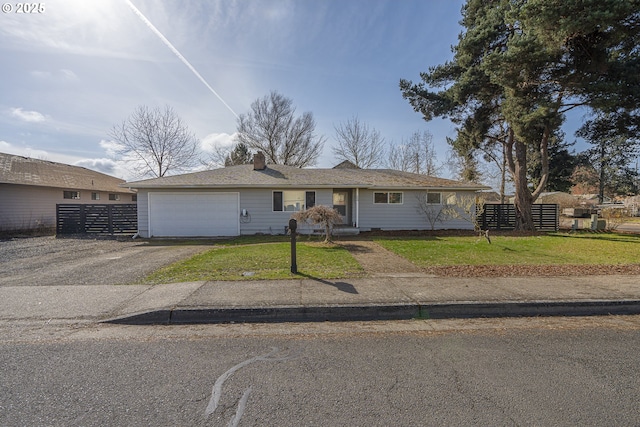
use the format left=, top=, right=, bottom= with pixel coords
left=253, top=151, right=266, bottom=170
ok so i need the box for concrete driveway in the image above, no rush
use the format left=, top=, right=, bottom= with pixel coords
left=0, top=236, right=215, bottom=287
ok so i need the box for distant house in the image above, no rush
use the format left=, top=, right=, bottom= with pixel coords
left=124, top=152, right=488, bottom=238
left=0, top=152, right=136, bottom=232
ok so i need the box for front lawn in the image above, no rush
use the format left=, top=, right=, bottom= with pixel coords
left=141, top=232, right=639, bottom=283
left=375, top=232, right=640, bottom=267
left=143, top=241, right=364, bottom=283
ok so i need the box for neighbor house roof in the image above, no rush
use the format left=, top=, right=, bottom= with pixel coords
left=124, top=163, right=488, bottom=191
left=0, top=152, right=133, bottom=193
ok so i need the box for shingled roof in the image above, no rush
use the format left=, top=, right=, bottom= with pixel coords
left=125, top=163, right=487, bottom=191
left=0, top=152, right=133, bottom=193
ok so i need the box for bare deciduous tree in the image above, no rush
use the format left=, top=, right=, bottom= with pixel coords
left=443, top=194, right=490, bottom=242
left=415, top=192, right=451, bottom=231
left=332, top=116, right=385, bottom=168
left=415, top=191, right=489, bottom=240
left=109, top=105, right=199, bottom=178
left=387, top=143, right=413, bottom=172
left=236, top=91, right=325, bottom=167
left=601, top=206, right=631, bottom=231
left=387, top=131, right=442, bottom=175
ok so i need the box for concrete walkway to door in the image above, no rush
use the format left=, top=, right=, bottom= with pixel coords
left=339, top=240, right=424, bottom=277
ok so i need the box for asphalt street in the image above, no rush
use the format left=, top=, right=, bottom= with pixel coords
left=2, top=320, right=639, bottom=426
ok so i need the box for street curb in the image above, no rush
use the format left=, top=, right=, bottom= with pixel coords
left=103, top=300, right=640, bottom=325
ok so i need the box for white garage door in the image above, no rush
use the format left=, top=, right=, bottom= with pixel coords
left=148, top=192, right=239, bottom=237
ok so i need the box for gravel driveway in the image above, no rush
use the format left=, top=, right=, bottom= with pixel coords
left=0, top=236, right=215, bottom=287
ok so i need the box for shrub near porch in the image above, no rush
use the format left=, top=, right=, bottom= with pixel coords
left=375, top=233, right=640, bottom=267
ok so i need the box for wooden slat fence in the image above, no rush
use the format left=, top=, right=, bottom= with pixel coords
left=479, top=204, right=559, bottom=231
left=56, top=204, right=137, bottom=235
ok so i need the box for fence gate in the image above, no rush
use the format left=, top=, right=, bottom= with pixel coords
left=479, top=204, right=559, bottom=231
left=56, top=204, right=137, bottom=235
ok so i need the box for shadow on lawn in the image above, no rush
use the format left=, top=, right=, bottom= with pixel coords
left=296, top=273, right=359, bottom=294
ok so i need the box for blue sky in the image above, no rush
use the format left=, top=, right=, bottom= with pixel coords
left=0, top=0, right=587, bottom=183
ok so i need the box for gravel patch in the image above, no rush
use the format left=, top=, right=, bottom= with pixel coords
left=0, top=236, right=215, bottom=287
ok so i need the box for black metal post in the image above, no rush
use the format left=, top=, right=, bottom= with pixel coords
left=289, top=218, right=298, bottom=274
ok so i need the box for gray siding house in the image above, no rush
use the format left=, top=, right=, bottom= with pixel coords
left=124, top=153, right=488, bottom=238
left=0, top=152, right=136, bottom=232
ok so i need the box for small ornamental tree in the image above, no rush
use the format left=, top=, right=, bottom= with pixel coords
left=443, top=194, right=485, bottom=230
left=444, top=194, right=491, bottom=243
left=415, top=192, right=451, bottom=231
left=601, top=207, right=630, bottom=231
left=292, top=205, right=343, bottom=243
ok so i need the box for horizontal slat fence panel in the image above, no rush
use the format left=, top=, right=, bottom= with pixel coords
left=56, top=204, right=137, bottom=235
left=479, top=204, right=558, bottom=231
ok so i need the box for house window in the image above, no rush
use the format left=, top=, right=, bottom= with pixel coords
left=63, top=191, right=80, bottom=200
left=109, top=194, right=120, bottom=201
left=373, top=192, right=403, bottom=204
left=426, top=192, right=442, bottom=204
left=273, top=191, right=316, bottom=212
left=131, top=194, right=137, bottom=202
left=91, top=192, right=100, bottom=200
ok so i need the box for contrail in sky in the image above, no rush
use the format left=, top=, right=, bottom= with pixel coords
left=125, top=0, right=239, bottom=119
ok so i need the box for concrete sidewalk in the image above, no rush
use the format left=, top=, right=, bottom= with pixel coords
left=1, top=274, right=640, bottom=324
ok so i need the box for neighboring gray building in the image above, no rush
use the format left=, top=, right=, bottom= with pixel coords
left=124, top=153, right=488, bottom=238
left=0, top=152, right=136, bottom=232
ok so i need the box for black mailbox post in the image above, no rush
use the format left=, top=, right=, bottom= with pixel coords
left=289, top=218, right=297, bottom=274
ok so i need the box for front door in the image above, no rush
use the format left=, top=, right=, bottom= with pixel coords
left=332, top=190, right=350, bottom=226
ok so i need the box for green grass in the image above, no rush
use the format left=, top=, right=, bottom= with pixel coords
left=143, top=241, right=364, bottom=283
left=375, top=232, right=640, bottom=267
left=141, top=232, right=639, bottom=283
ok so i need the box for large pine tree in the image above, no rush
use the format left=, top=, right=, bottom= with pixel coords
left=401, top=0, right=639, bottom=230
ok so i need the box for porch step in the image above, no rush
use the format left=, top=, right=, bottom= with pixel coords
left=333, top=227, right=360, bottom=236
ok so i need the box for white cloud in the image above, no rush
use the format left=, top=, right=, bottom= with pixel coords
left=201, top=132, right=237, bottom=152
left=97, top=139, right=159, bottom=180
left=99, top=139, right=124, bottom=156
left=74, top=158, right=117, bottom=175
left=10, top=107, right=47, bottom=123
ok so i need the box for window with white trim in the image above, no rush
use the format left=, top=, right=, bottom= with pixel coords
left=426, top=192, right=442, bottom=204
left=373, top=192, right=403, bottom=204
left=273, top=191, right=316, bottom=212
left=109, top=194, right=120, bottom=201
left=91, top=192, right=100, bottom=200
left=63, top=191, right=80, bottom=200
